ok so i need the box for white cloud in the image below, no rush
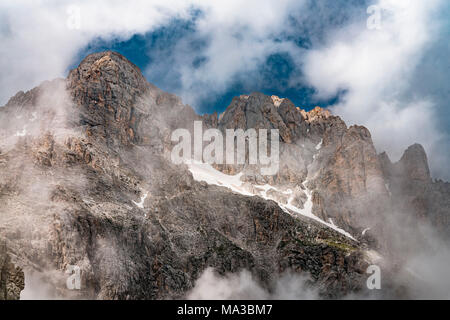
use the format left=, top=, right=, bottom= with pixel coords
left=302, top=0, right=449, bottom=178
left=144, top=0, right=306, bottom=108
left=0, top=0, right=195, bottom=104
left=0, top=0, right=304, bottom=106
left=187, top=267, right=319, bottom=300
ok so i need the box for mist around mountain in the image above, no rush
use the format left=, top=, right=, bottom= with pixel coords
left=0, top=52, right=449, bottom=300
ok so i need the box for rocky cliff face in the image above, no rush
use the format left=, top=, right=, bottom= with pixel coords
left=0, top=240, right=24, bottom=300
left=0, top=51, right=448, bottom=299
left=379, top=144, right=450, bottom=235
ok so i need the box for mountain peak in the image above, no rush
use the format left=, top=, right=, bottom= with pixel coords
left=398, top=143, right=431, bottom=182
left=66, top=51, right=154, bottom=146
left=75, top=51, right=140, bottom=72
left=68, top=51, right=148, bottom=93
left=300, top=106, right=331, bottom=123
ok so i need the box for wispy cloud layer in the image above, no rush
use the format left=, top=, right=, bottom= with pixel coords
left=303, top=0, right=449, bottom=178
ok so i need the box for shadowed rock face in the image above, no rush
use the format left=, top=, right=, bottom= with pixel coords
left=0, top=241, right=24, bottom=300
left=396, top=144, right=431, bottom=182
left=379, top=144, right=450, bottom=234
left=0, top=51, right=448, bottom=299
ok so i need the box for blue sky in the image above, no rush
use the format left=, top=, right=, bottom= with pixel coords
left=73, top=33, right=340, bottom=114
left=0, top=0, right=449, bottom=179
left=70, top=0, right=371, bottom=114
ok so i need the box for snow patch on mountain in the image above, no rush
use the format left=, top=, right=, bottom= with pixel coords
left=187, top=161, right=356, bottom=240
left=187, top=161, right=253, bottom=196
left=315, top=139, right=323, bottom=150
left=132, top=190, right=148, bottom=209
left=282, top=181, right=356, bottom=241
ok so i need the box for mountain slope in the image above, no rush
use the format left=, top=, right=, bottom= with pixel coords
left=0, top=51, right=448, bottom=299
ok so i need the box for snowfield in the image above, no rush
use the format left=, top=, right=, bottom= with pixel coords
left=132, top=190, right=148, bottom=209
left=187, top=161, right=356, bottom=240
